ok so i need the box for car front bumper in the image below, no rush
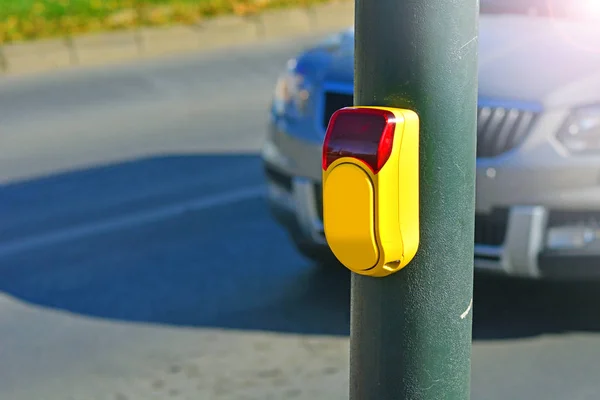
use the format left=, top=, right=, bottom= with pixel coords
left=262, top=117, right=600, bottom=280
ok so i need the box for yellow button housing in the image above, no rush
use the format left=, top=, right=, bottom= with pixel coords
left=323, top=163, right=379, bottom=270
left=322, top=107, right=420, bottom=277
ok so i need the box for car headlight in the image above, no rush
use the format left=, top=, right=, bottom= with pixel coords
left=272, top=58, right=313, bottom=119
left=557, top=105, right=600, bottom=154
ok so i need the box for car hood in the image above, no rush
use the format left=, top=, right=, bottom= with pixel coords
left=319, top=14, right=600, bottom=109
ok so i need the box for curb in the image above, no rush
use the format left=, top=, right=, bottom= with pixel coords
left=0, top=1, right=353, bottom=76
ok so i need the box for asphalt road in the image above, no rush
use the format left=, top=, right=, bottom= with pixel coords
left=1, top=35, right=600, bottom=400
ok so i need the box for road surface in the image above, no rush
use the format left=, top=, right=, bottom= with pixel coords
left=1, top=35, right=600, bottom=400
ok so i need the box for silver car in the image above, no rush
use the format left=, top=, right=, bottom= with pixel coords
left=261, top=2, right=600, bottom=280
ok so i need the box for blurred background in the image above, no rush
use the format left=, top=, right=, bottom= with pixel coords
left=2, top=0, right=600, bottom=399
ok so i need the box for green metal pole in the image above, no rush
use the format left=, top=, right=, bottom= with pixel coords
left=350, top=0, right=479, bottom=399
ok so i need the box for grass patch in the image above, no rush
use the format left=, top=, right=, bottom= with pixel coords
left=0, top=0, right=334, bottom=44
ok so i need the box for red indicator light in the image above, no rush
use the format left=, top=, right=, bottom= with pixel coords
left=322, top=107, right=397, bottom=174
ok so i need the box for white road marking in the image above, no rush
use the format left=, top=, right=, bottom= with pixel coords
left=0, top=186, right=265, bottom=258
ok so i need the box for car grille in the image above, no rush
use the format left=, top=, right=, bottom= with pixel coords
left=476, top=106, right=539, bottom=158
left=547, top=210, right=600, bottom=228
left=475, top=209, right=509, bottom=246
left=321, top=92, right=540, bottom=159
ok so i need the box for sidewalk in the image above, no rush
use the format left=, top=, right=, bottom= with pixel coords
left=102, top=329, right=350, bottom=400
left=0, top=291, right=351, bottom=400
left=0, top=1, right=353, bottom=76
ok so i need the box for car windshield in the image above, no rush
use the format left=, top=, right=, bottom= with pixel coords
left=481, top=0, right=600, bottom=20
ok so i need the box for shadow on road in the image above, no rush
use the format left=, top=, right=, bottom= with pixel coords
left=472, top=272, right=600, bottom=340
left=211, top=263, right=352, bottom=336
left=208, top=264, right=600, bottom=341
left=0, top=153, right=599, bottom=342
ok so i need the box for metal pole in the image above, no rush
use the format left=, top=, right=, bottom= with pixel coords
left=350, top=0, right=479, bottom=399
